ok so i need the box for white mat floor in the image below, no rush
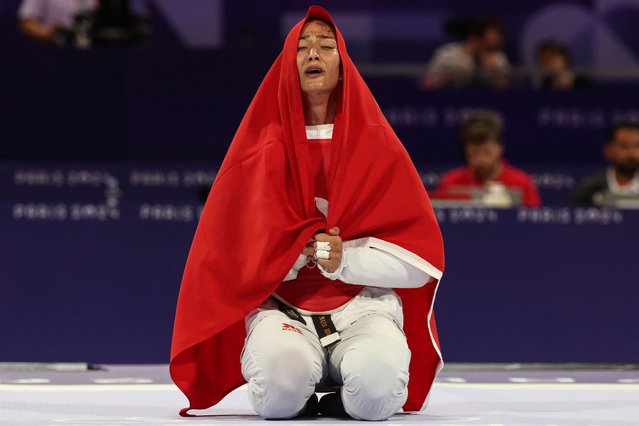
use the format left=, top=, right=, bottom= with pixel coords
left=2, top=365, right=638, bottom=425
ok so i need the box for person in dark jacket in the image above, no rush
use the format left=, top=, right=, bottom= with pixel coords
left=571, top=121, right=639, bottom=206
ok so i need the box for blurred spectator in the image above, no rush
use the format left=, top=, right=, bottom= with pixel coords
left=435, top=110, right=541, bottom=207
left=18, top=0, right=96, bottom=44
left=535, top=39, right=590, bottom=90
left=421, top=16, right=510, bottom=89
left=571, top=121, right=639, bottom=206
left=18, top=0, right=148, bottom=47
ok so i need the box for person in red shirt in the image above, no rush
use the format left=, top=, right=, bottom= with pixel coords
left=436, top=110, right=541, bottom=207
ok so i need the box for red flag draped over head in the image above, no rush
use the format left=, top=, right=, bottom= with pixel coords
left=170, top=5, right=445, bottom=416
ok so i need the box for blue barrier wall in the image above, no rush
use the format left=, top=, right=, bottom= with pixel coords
left=2, top=162, right=638, bottom=363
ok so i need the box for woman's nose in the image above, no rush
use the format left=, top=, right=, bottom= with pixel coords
left=308, top=47, right=319, bottom=60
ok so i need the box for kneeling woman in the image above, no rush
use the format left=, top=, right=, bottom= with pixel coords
left=170, top=5, right=445, bottom=421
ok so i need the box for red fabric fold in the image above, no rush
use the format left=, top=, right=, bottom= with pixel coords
left=170, top=5, right=445, bottom=415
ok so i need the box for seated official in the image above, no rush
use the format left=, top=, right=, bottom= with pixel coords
left=434, top=110, right=541, bottom=208
left=572, top=121, right=639, bottom=207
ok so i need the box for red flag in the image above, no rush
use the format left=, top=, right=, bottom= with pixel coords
left=170, top=5, right=445, bottom=415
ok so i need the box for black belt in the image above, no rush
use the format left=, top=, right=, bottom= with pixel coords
left=273, top=297, right=341, bottom=348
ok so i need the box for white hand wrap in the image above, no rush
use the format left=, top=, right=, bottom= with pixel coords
left=316, top=241, right=331, bottom=251
left=315, top=250, right=330, bottom=260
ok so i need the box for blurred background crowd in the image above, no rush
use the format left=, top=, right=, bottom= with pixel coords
left=5, top=0, right=639, bottom=208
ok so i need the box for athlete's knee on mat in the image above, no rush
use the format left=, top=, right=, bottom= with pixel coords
left=340, top=336, right=409, bottom=393
left=245, top=348, right=319, bottom=418
left=247, top=379, right=312, bottom=419
left=339, top=346, right=409, bottom=420
left=249, top=385, right=311, bottom=420
left=341, top=373, right=408, bottom=421
left=341, top=378, right=407, bottom=421
left=343, top=398, right=406, bottom=421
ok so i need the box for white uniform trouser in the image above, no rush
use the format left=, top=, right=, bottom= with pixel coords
left=240, top=289, right=411, bottom=420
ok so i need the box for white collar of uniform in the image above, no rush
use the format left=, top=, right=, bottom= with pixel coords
left=305, top=124, right=334, bottom=140
left=607, top=167, right=639, bottom=194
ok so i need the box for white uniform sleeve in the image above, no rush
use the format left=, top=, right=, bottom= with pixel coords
left=283, top=254, right=308, bottom=282
left=318, top=240, right=433, bottom=288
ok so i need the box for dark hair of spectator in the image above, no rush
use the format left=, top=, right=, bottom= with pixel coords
left=608, top=121, right=639, bottom=144
left=445, top=15, right=505, bottom=39
left=536, top=39, right=572, bottom=66
left=460, top=110, right=504, bottom=146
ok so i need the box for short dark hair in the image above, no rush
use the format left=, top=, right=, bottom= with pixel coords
left=460, top=110, right=504, bottom=146
left=536, top=39, right=572, bottom=65
left=469, top=16, right=505, bottom=38
left=608, top=120, right=639, bottom=144
left=444, top=15, right=505, bottom=39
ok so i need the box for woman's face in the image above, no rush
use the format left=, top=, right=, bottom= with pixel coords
left=297, top=20, right=341, bottom=96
